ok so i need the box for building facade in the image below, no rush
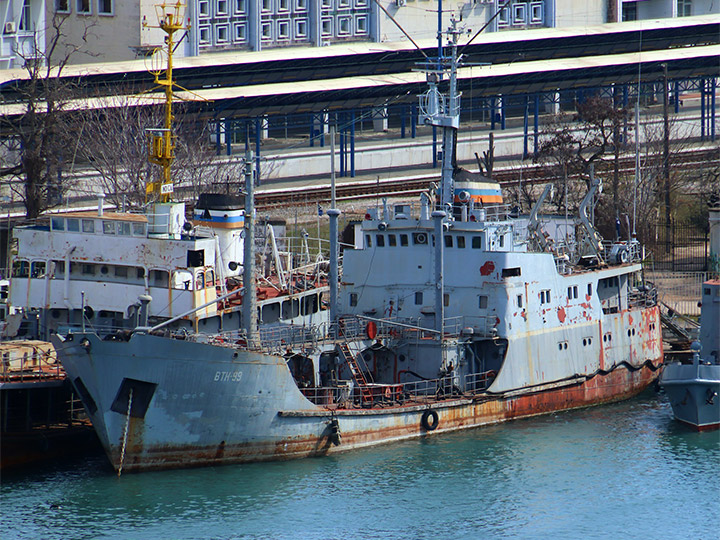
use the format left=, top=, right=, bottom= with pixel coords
left=0, top=0, right=717, bottom=68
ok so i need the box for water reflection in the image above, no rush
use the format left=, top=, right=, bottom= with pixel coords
left=2, top=391, right=719, bottom=540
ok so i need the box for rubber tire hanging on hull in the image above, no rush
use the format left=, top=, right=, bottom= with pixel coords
left=421, top=409, right=439, bottom=431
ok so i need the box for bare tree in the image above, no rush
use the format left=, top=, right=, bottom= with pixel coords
left=534, top=95, right=628, bottom=216
left=0, top=15, right=95, bottom=219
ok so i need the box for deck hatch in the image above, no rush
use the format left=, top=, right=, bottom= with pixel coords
left=110, top=378, right=158, bottom=418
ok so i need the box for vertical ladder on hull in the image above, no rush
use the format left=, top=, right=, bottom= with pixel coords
left=336, top=342, right=373, bottom=403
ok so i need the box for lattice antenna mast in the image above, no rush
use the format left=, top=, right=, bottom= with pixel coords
left=145, top=1, right=187, bottom=203
left=418, top=17, right=462, bottom=211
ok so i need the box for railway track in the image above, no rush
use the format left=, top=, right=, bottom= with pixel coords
left=256, top=146, right=719, bottom=208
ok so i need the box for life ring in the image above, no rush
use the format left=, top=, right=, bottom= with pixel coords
left=384, top=386, right=392, bottom=400
left=421, top=409, right=439, bottom=431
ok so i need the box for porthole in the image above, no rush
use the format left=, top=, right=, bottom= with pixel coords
left=583, top=338, right=587, bottom=346
left=564, top=343, right=568, bottom=350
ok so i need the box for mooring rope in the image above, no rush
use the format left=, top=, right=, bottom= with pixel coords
left=117, top=388, right=133, bottom=478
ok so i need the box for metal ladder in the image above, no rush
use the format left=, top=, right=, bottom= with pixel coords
left=336, top=342, right=373, bottom=403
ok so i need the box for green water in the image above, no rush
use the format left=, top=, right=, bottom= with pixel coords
left=2, top=391, right=718, bottom=540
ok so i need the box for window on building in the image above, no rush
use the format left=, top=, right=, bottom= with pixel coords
left=321, top=0, right=332, bottom=8
left=622, top=2, right=637, bottom=21
left=278, top=0, right=289, bottom=11
left=295, top=0, right=308, bottom=11
left=530, top=1, right=543, bottom=23
left=337, top=16, right=351, bottom=35
left=277, top=20, right=290, bottom=39
left=98, top=0, right=112, bottom=15
left=498, top=6, right=509, bottom=27
left=56, top=0, right=70, bottom=13
left=216, top=24, right=229, bottom=43
left=677, top=0, right=692, bottom=16
left=19, top=0, right=31, bottom=30
left=262, top=0, right=272, bottom=12
left=199, top=26, right=211, bottom=44
left=355, top=15, right=368, bottom=34
left=261, top=21, right=273, bottom=40
left=294, top=19, right=307, bottom=38
left=321, top=17, right=332, bottom=36
left=199, top=0, right=210, bottom=16
left=77, top=0, right=91, bottom=14
left=235, top=0, right=246, bottom=13
left=217, top=0, right=229, bottom=15
left=235, top=23, right=247, bottom=41
left=512, top=3, right=526, bottom=25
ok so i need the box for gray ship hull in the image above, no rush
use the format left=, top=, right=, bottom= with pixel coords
left=54, top=331, right=661, bottom=472
left=661, top=363, right=720, bottom=430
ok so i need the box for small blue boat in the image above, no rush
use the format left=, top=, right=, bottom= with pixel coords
left=661, top=279, right=720, bottom=430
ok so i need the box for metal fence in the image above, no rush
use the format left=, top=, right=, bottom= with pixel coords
left=646, top=218, right=709, bottom=272
left=646, top=270, right=708, bottom=316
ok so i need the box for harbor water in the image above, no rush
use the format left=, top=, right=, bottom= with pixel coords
left=2, top=390, right=718, bottom=540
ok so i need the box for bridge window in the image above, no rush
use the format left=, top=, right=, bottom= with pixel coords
left=502, top=267, right=521, bottom=278
left=67, top=218, right=79, bottom=232
left=400, top=234, right=408, bottom=246
left=471, top=236, right=482, bottom=249
left=102, top=221, right=116, bottom=235
left=262, top=302, right=280, bottom=323
left=375, top=234, right=385, bottom=247
left=12, top=260, right=29, bottom=278
left=302, top=294, right=319, bottom=315
left=31, top=261, right=46, bottom=279
left=282, top=298, right=300, bottom=319
left=444, top=235, right=453, bottom=248
left=365, top=234, right=372, bottom=247
left=152, top=270, right=169, bottom=288
left=457, top=236, right=465, bottom=248
left=132, top=222, right=146, bottom=236
left=51, top=217, right=65, bottom=231
left=388, top=234, right=397, bottom=247
left=118, top=222, right=131, bottom=236
left=82, top=219, right=95, bottom=233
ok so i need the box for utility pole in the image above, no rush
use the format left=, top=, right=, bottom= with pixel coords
left=663, top=63, right=671, bottom=256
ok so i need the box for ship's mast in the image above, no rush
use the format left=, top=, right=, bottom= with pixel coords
left=419, top=17, right=462, bottom=212
left=145, top=1, right=186, bottom=203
